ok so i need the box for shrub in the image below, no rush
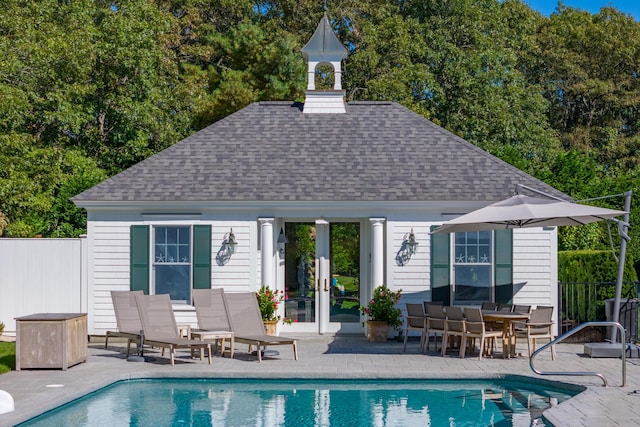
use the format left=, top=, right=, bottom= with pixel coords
left=360, top=285, right=403, bottom=330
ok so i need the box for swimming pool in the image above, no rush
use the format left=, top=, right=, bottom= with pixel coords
left=18, top=378, right=581, bottom=426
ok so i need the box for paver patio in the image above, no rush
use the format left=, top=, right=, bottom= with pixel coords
left=1, top=334, right=639, bottom=426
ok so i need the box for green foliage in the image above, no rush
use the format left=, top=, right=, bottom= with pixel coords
left=0, top=342, right=16, bottom=374
left=559, top=250, right=638, bottom=322
left=558, top=250, right=637, bottom=283
left=330, top=223, right=359, bottom=277
left=0, top=0, right=638, bottom=265
left=360, top=285, right=403, bottom=329
left=256, top=285, right=292, bottom=324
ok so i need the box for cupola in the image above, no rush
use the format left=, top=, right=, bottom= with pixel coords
left=301, top=14, right=348, bottom=114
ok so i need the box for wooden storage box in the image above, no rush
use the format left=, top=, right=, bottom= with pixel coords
left=15, top=313, right=87, bottom=370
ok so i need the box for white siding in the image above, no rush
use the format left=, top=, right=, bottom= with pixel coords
left=91, top=222, right=132, bottom=334
left=89, top=218, right=260, bottom=335
left=211, top=223, right=255, bottom=291
left=512, top=227, right=557, bottom=308
left=388, top=222, right=432, bottom=305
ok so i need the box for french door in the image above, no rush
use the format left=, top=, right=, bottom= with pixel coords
left=282, top=220, right=362, bottom=333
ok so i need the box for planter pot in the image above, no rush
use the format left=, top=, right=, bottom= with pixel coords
left=263, top=320, right=278, bottom=336
left=366, top=320, right=390, bottom=342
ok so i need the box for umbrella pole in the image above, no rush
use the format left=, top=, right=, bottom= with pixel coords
left=611, top=190, right=632, bottom=343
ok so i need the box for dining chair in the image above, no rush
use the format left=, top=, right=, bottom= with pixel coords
left=497, top=303, right=513, bottom=312
left=515, top=306, right=556, bottom=360
left=425, top=304, right=446, bottom=352
left=481, top=302, right=497, bottom=311
left=461, top=308, right=504, bottom=360
left=441, top=306, right=465, bottom=357
left=403, top=303, right=427, bottom=352
left=512, top=305, right=532, bottom=313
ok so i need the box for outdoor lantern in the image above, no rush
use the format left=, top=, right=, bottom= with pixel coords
left=405, top=229, right=418, bottom=255
left=224, top=228, right=237, bottom=254
left=277, top=227, right=288, bottom=255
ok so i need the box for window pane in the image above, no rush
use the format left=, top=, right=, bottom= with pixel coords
left=166, top=246, right=177, bottom=262
left=155, top=245, right=166, bottom=262
left=454, top=265, right=491, bottom=302
left=155, top=227, right=167, bottom=244
left=178, top=244, right=190, bottom=262
left=178, top=229, right=189, bottom=244
left=156, top=265, right=190, bottom=302
left=166, top=228, right=177, bottom=244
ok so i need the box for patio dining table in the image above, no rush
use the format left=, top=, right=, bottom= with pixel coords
left=481, top=311, right=530, bottom=358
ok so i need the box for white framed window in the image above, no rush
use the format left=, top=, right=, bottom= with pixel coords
left=452, top=231, right=493, bottom=303
left=153, top=225, right=192, bottom=303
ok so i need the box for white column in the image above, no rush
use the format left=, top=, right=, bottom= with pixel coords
left=331, top=60, right=342, bottom=90
left=259, top=218, right=274, bottom=288
left=369, top=218, right=386, bottom=289
left=307, top=61, right=317, bottom=90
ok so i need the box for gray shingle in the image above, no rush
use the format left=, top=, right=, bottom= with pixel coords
left=73, top=101, right=564, bottom=203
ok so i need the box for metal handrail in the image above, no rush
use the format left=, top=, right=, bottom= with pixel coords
left=529, top=321, right=626, bottom=387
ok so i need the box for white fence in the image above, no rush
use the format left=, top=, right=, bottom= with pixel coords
left=0, top=238, right=87, bottom=334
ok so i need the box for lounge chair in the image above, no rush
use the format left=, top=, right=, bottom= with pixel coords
left=105, top=290, right=144, bottom=357
left=403, top=303, right=427, bottom=352
left=192, top=288, right=235, bottom=358
left=223, top=291, right=298, bottom=362
left=134, top=294, right=212, bottom=365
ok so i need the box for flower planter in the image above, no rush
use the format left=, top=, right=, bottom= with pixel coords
left=263, top=320, right=278, bottom=336
left=366, top=320, right=390, bottom=342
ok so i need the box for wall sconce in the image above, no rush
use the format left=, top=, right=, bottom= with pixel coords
left=277, top=227, right=288, bottom=255
left=396, top=228, right=419, bottom=266
left=224, top=228, right=237, bottom=254
left=405, top=228, right=418, bottom=255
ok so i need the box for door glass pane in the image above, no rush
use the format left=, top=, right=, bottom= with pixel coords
left=284, top=223, right=316, bottom=323
left=329, top=223, right=360, bottom=323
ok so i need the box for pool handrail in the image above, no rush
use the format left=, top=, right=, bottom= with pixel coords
left=529, top=321, right=626, bottom=387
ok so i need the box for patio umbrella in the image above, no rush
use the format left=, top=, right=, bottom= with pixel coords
left=432, top=190, right=631, bottom=343
left=431, top=194, right=627, bottom=234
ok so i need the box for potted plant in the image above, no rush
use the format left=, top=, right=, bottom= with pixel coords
left=256, top=286, right=293, bottom=335
left=360, top=285, right=403, bottom=342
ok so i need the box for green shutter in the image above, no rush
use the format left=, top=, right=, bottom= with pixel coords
left=130, top=225, right=150, bottom=294
left=193, top=225, right=212, bottom=290
left=430, top=226, right=451, bottom=305
left=494, top=229, right=513, bottom=304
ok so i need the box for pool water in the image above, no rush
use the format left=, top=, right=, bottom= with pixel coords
left=18, top=378, right=579, bottom=426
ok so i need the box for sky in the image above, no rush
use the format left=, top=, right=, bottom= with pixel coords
left=523, top=0, right=640, bottom=20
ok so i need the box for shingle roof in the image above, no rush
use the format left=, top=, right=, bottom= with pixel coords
left=73, top=101, right=564, bottom=204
